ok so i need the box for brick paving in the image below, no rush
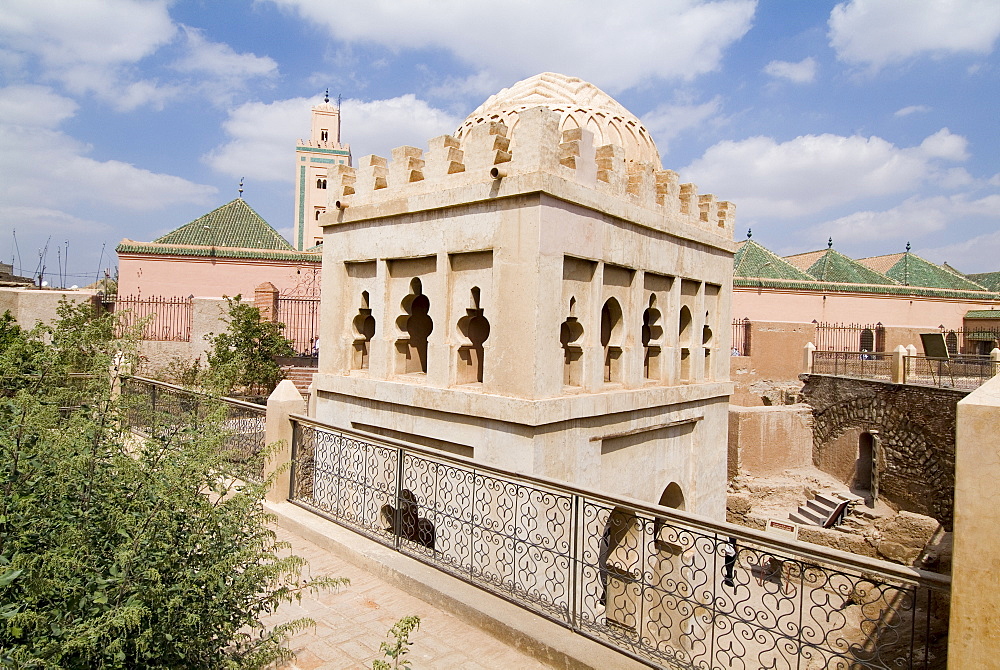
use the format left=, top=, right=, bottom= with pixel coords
left=267, top=524, right=551, bottom=670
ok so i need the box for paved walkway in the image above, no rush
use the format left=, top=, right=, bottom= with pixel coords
left=268, top=524, right=552, bottom=670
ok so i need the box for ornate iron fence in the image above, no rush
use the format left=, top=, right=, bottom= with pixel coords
left=937, top=327, right=1000, bottom=356
left=122, top=376, right=266, bottom=481
left=731, top=318, right=750, bottom=356
left=812, top=351, right=893, bottom=381
left=277, top=296, right=320, bottom=355
left=289, top=417, right=950, bottom=669
left=813, top=322, right=886, bottom=353
left=904, top=356, right=999, bottom=391
left=106, top=295, right=193, bottom=342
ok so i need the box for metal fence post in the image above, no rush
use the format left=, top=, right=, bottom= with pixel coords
left=393, top=446, right=404, bottom=551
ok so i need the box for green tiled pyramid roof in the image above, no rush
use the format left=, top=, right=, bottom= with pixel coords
left=968, top=271, right=1000, bottom=292
left=787, top=248, right=897, bottom=285
left=734, top=240, right=814, bottom=280
left=154, top=198, right=293, bottom=250
left=859, top=252, right=988, bottom=291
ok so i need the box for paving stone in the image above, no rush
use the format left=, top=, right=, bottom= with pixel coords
left=268, top=524, right=550, bottom=669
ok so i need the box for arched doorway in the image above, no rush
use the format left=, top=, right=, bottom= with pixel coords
left=856, top=432, right=875, bottom=494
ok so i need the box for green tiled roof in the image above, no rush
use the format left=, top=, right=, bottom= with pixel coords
left=154, top=198, right=293, bottom=250
left=787, top=248, right=898, bottom=285
left=734, top=277, right=1000, bottom=300
left=968, top=271, right=1000, bottom=292
left=965, top=310, right=1000, bottom=319
left=734, top=240, right=814, bottom=280
left=860, top=252, right=988, bottom=291
left=116, top=240, right=320, bottom=263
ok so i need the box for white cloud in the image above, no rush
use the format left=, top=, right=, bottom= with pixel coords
left=0, top=84, right=77, bottom=127
left=173, top=27, right=277, bottom=79
left=205, top=95, right=461, bottom=181
left=812, top=194, right=1000, bottom=250
left=918, top=228, right=1000, bottom=273
left=829, top=0, right=1000, bottom=70
left=683, top=128, right=969, bottom=219
left=265, top=0, right=757, bottom=91
left=919, top=128, right=968, bottom=161
left=642, top=96, right=724, bottom=155
left=0, top=85, right=215, bottom=216
left=0, top=0, right=176, bottom=108
left=895, top=105, right=931, bottom=117
left=763, top=57, right=817, bottom=83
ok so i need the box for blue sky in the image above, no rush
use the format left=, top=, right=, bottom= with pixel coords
left=2, top=0, right=999, bottom=287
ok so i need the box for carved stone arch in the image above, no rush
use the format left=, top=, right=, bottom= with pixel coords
left=642, top=294, right=663, bottom=380
left=678, top=305, right=693, bottom=382
left=351, top=290, right=376, bottom=370
left=396, top=278, right=433, bottom=374
left=456, top=286, right=490, bottom=384
left=560, top=296, right=584, bottom=386
left=601, top=297, right=623, bottom=383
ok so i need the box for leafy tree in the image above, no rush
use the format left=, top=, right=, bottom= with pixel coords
left=205, top=296, right=295, bottom=397
left=0, top=300, right=342, bottom=668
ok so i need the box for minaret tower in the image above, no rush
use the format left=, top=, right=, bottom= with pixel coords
left=293, top=91, right=351, bottom=250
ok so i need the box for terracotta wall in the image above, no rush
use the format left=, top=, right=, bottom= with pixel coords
left=117, top=254, right=320, bottom=299
left=727, top=405, right=813, bottom=478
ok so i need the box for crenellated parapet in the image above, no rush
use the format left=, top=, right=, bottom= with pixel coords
left=325, top=106, right=733, bottom=239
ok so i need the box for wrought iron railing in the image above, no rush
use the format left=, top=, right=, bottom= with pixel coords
left=106, top=295, right=193, bottom=342
left=730, top=318, right=750, bottom=356
left=289, top=417, right=950, bottom=669
left=277, top=296, right=321, bottom=355
left=122, top=376, right=266, bottom=481
left=814, top=322, right=886, bottom=353
left=812, top=351, right=893, bottom=381
left=904, top=356, right=999, bottom=391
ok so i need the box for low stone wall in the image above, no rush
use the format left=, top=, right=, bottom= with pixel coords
left=0, top=286, right=99, bottom=328
left=801, top=375, right=965, bottom=528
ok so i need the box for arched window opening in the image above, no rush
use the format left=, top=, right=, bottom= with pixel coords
left=678, top=306, right=692, bottom=382
left=396, top=278, right=433, bottom=374
left=316, top=178, right=327, bottom=189
left=320, top=129, right=329, bottom=141
left=859, top=328, right=874, bottom=354
left=946, top=331, right=958, bottom=356
left=561, top=297, right=584, bottom=387
left=642, top=295, right=662, bottom=380
left=315, top=208, right=325, bottom=221
left=601, top=298, right=623, bottom=383
left=352, top=290, right=376, bottom=370
left=456, top=287, right=490, bottom=384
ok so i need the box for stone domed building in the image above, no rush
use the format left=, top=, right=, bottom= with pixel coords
left=456, top=72, right=661, bottom=167
left=312, top=73, right=736, bottom=519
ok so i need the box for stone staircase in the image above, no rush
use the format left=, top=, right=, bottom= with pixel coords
left=789, top=491, right=862, bottom=527
left=281, top=365, right=317, bottom=397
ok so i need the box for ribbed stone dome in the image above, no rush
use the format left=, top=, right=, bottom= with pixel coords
left=456, top=72, right=661, bottom=167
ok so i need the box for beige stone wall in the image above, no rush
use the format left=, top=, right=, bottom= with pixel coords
left=137, top=297, right=228, bottom=371
left=949, top=372, right=1000, bottom=667
left=727, top=405, right=813, bottom=479
left=0, top=286, right=99, bottom=328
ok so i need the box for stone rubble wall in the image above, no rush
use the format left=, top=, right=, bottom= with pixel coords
left=801, top=375, right=965, bottom=528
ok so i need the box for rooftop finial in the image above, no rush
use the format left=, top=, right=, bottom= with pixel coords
left=324, top=88, right=329, bottom=104
left=746, top=228, right=752, bottom=239
left=827, top=237, right=833, bottom=249
left=238, top=177, right=244, bottom=198
left=905, top=241, right=911, bottom=253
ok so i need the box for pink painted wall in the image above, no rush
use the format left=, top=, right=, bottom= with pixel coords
left=117, top=253, right=321, bottom=299
left=733, top=287, right=1000, bottom=331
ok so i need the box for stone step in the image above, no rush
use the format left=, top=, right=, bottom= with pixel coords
left=790, top=506, right=826, bottom=525
left=789, top=511, right=820, bottom=526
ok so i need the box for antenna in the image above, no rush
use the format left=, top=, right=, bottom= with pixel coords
left=12, top=229, right=22, bottom=276
left=57, top=246, right=63, bottom=288
left=95, top=242, right=106, bottom=284
left=36, top=236, right=50, bottom=287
